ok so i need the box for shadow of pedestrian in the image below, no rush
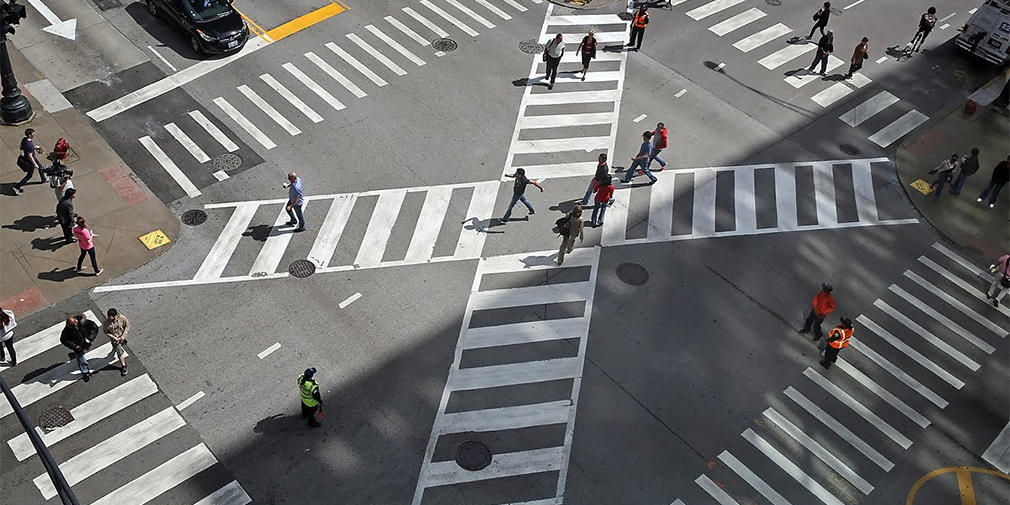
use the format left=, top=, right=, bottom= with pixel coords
left=461, top=216, right=503, bottom=234
left=20, top=362, right=64, bottom=385
left=253, top=413, right=308, bottom=437
left=243, top=224, right=273, bottom=242
left=31, top=236, right=71, bottom=251
left=38, top=267, right=80, bottom=283
left=512, top=77, right=534, bottom=87
left=4, top=214, right=59, bottom=232
left=601, top=44, right=629, bottom=53
left=787, top=36, right=812, bottom=45
left=518, top=253, right=558, bottom=269
left=548, top=201, right=581, bottom=214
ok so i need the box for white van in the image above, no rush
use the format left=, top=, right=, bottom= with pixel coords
left=956, top=0, right=1010, bottom=65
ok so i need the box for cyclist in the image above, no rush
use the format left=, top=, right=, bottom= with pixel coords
left=908, top=7, right=937, bottom=53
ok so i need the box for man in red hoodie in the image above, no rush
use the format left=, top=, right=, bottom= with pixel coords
left=647, top=122, right=668, bottom=172
left=799, top=283, right=835, bottom=341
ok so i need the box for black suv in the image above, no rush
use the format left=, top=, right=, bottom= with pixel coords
left=146, top=0, right=250, bottom=55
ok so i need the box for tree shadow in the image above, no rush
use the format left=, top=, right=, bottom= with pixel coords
left=4, top=214, right=59, bottom=232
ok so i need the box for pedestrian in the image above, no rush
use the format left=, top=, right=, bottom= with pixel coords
left=557, top=204, right=585, bottom=264
left=622, top=131, right=658, bottom=184
left=73, top=216, right=103, bottom=276
left=907, top=7, right=937, bottom=53
left=283, top=172, right=305, bottom=232
left=627, top=5, right=649, bottom=51
left=951, top=148, right=980, bottom=195
left=13, top=128, right=47, bottom=194
left=56, top=188, right=77, bottom=244
left=648, top=122, right=668, bottom=171
left=928, top=154, right=959, bottom=203
left=102, top=308, right=130, bottom=376
left=845, top=37, right=869, bottom=79
left=580, top=153, right=609, bottom=205
left=543, top=33, right=564, bottom=90
left=298, top=367, right=323, bottom=427
left=591, top=174, right=615, bottom=227
left=807, top=31, right=834, bottom=76
left=987, top=253, right=1010, bottom=307
left=1, top=308, right=17, bottom=367
left=576, top=29, right=597, bottom=81
left=977, top=155, right=1009, bottom=209
left=799, top=283, right=835, bottom=340
left=806, top=2, right=831, bottom=40
left=60, top=315, right=95, bottom=382
left=501, top=168, right=544, bottom=223
left=819, top=317, right=853, bottom=369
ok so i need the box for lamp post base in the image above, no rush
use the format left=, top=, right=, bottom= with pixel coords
left=1, top=94, right=34, bottom=125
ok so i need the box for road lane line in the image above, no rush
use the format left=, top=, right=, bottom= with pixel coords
left=405, top=186, right=453, bottom=262
left=601, top=188, right=630, bottom=245
left=138, top=136, right=202, bottom=197
left=403, top=7, right=450, bottom=37
left=804, top=368, right=912, bottom=448
left=258, top=342, right=281, bottom=359
left=470, top=282, right=590, bottom=310
left=326, top=42, right=389, bottom=86
left=734, top=23, right=791, bottom=52
left=811, top=82, right=854, bottom=107
left=189, top=110, right=239, bottom=152
left=366, top=25, right=426, bottom=66
left=858, top=315, right=964, bottom=389
left=176, top=390, right=205, bottom=411
left=237, top=85, right=302, bottom=135
left=743, top=428, right=845, bottom=505
left=812, top=162, right=837, bottom=226
left=147, top=45, right=177, bottom=72
left=835, top=358, right=930, bottom=428
left=839, top=90, right=898, bottom=126
left=849, top=337, right=947, bottom=408
left=420, top=0, right=478, bottom=37
left=875, top=299, right=979, bottom=370
left=161, top=125, right=206, bottom=163
left=194, top=203, right=259, bottom=280
left=454, top=181, right=498, bottom=259
left=735, top=167, right=757, bottom=234
left=774, top=163, right=798, bottom=230
left=521, top=112, right=617, bottom=129
left=513, top=136, right=611, bottom=154
left=525, top=89, right=620, bottom=104
left=501, top=0, right=527, bottom=11
left=889, top=285, right=995, bottom=353
left=303, top=52, right=367, bottom=99
left=260, top=73, right=323, bottom=122
left=904, top=270, right=1008, bottom=336
left=463, top=318, right=588, bottom=350
left=717, top=450, right=791, bottom=505
left=386, top=15, right=438, bottom=55
left=282, top=62, right=347, bottom=110
left=709, top=8, right=765, bottom=36
left=869, top=110, right=929, bottom=147
left=354, top=189, right=408, bottom=267
left=213, top=97, right=276, bottom=149
left=649, top=173, right=676, bottom=239
left=339, top=292, right=362, bottom=309
left=89, top=444, right=218, bottom=505
left=784, top=386, right=894, bottom=470
left=306, top=194, right=357, bottom=268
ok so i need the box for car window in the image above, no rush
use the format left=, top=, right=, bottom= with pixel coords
left=182, top=0, right=233, bottom=21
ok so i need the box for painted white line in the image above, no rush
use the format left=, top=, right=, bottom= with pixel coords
left=213, top=170, right=229, bottom=181
left=836, top=358, right=930, bottom=428
left=513, top=136, right=611, bottom=154
left=403, top=7, right=450, bottom=38
left=696, top=474, right=740, bottom=505
left=939, top=23, right=951, bottom=29
left=717, top=451, right=791, bottom=505
left=237, top=85, right=302, bottom=135
left=938, top=12, right=957, bottom=23
left=932, top=243, right=991, bottom=279
left=548, top=14, right=626, bottom=25
left=850, top=159, right=879, bottom=223
left=904, top=270, right=1009, bottom=335
left=525, top=88, right=620, bottom=105
left=734, top=23, right=791, bottom=52
left=804, top=367, right=913, bottom=448
left=982, top=422, right=1010, bottom=474
left=1, top=311, right=96, bottom=366
left=423, top=446, right=562, bottom=487
left=0, top=343, right=121, bottom=419
left=258, top=342, right=281, bottom=359
left=435, top=401, right=570, bottom=434
left=849, top=337, right=947, bottom=408
left=326, top=42, right=389, bottom=86
left=858, top=315, right=964, bottom=389
left=188, top=110, right=239, bottom=152
left=194, top=203, right=259, bottom=280
left=306, top=194, right=357, bottom=268
left=847, top=72, right=872, bottom=88
left=163, top=123, right=210, bottom=163
left=869, top=109, right=929, bottom=147
left=354, top=189, right=407, bottom=267
left=784, top=386, right=895, bottom=470
left=648, top=174, right=676, bottom=239
left=775, top=162, right=797, bottom=231
left=34, top=407, right=186, bottom=499
left=633, top=114, right=647, bottom=122
left=758, top=43, right=817, bottom=70
left=839, top=90, right=899, bottom=126
left=501, top=0, right=528, bottom=11
left=366, top=25, right=426, bottom=66
left=386, top=15, right=434, bottom=47
left=90, top=444, right=218, bottom=505
left=812, top=82, right=854, bottom=107
left=443, top=0, right=496, bottom=28
left=675, top=88, right=688, bottom=97
left=302, top=54, right=366, bottom=100
left=213, top=97, right=276, bottom=149
left=969, top=7, right=978, bottom=14
left=260, top=73, right=323, bottom=123
left=447, top=357, right=583, bottom=390
left=812, top=162, right=837, bottom=226
left=281, top=62, right=346, bottom=111
left=889, top=285, right=995, bottom=353
left=686, top=0, right=746, bottom=20
left=474, top=0, right=511, bottom=20
left=138, top=136, right=202, bottom=198
left=844, top=0, right=868, bottom=8
left=875, top=56, right=888, bottom=64
left=561, top=50, right=623, bottom=63
left=601, top=188, right=630, bottom=246
left=786, top=56, right=844, bottom=87
left=405, top=186, right=453, bottom=262
left=193, top=481, right=252, bottom=505
left=875, top=299, right=980, bottom=370
left=250, top=205, right=308, bottom=276
left=538, top=33, right=628, bottom=46
left=520, top=112, right=616, bottom=129
left=734, top=168, right=757, bottom=234
left=420, top=0, right=478, bottom=37
left=743, top=428, right=845, bottom=505
left=339, top=292, right=362, bottom=309
left=177, top=390, right=205, bottom=411
left=715, top=62, right=726, bottom=70
left=463, top=318, right=588, bottom=350
left=147, top=45, right=177, bottom=72
left=919, top=256, right=1010, bottom=317
left=454, top=181, right=498, bottom=259
left=709, top=8, right=766, bottom=36
left=469, top=282, right=590, bottom=311
left=692, top=169, right=717, bottom=237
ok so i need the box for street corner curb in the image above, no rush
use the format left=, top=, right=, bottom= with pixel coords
left=547, top=0, right=629, bottom=10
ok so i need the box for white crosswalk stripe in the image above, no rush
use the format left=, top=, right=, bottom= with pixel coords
left=213, top=96, right=276, bottom=149
left=420, top=0, right=479, bottom=37
left=138, top=136, right=203, bottom=198
left=733, top=23, right=791, bottom=52
left=403, top=7, right=450, bottom=38
left=237, top=84, right=302, bottom=135
left=385, top=15, right=444, bottom=57
left=260, top=73, right=324, bottom=122
left=443, top=0, right=496, bottom=28
left=164, top=122, right=210, bottom=162
left=686, top=0, right=747, bottom=20
left=189, top=110, right=239, bottom=152
left=709, top=8, right=766, bottom=36
left=366, top=24, right=427, bottom=66
left=347, top=33, right=408, bottom=76
left=326, top=42, right=389, bottom=87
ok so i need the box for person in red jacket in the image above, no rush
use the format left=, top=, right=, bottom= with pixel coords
left=590, top=174, right=615, bottom=227
left=799, top=283, right=835, bottom=340
left=647, top=122, right=668, bottom=171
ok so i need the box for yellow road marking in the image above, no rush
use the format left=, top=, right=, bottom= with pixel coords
left=955, top=468, right=976, bottom=505
left=906, top=467, right=1009, bottom=505
left=233, top=6, right=272, bottom=43
left=265, top=2, right=347, bottom=42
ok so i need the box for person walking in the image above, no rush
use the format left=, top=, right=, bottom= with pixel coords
left=819, top=317, right=853, bottom=369
left=929, top=154, right=959, bottom=203
left=557, top=204, right=585, bottom=265
left=61, top=315, right=93, bottom=382
left=951, top=148, right=980, bottom=195
left=591, top=174, right=615, bottom=227
left=907, top=7, right=937, bottom=53
left=53, top=169, right=74, bottom=202
left=56, top=188, right=77, bottom=244
left=977, top=155, right=1009, bottom=209
left=648, top=122, right=668, bottom=171
left=501, top=168, right=544, bottom=223
left=581, top=153, right=609, bottom=205
left=283, top=172, right=305, bottom=232
left=576, top=29, right=597, bottom=81
left=13, top=128, right=48, bottom=195
left=102, top=308, right=130, bottom=376
left=73, top=216, right=103, bottom=276
left=543, top=33, right=564, bottom=90
left=806, top=2, right=831, bottom=40
left=845, top=37, right=869, bottom=79
left=799, top=283, right=835, bottom=340
left=807, top=31, right=834, bottom=75
left=627, top=5, right=649, bottom=51
left=622, top=131, right=658, bottom=184
left=986, top=253, right=1009, bottom=307
left=1, top=308, right=17, bottom=367
left=298, top=367, right=323, bottom=427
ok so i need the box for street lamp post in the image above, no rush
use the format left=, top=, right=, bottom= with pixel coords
left=0, top=0, right=34, bottom=125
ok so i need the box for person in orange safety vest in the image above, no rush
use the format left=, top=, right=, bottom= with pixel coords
left=799, top=283, right=835, bottom=341
left=820, top=317, right=853, bottom=369
left=627, top=6, right=649, bottom=51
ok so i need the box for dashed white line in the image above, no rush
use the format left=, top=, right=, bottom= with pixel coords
left=177, top=391, right=205, bottom=411
left=715, top=62, right=726, bottom=70
left=939, top=23, right=950, bottom=30
left=339, top=292, right=363, bottom=309
left=258, top=343, right=281, bottom=359
left=675, top=88, right=688, bottom=97
left=937, top=12, right=957, bottom=23
left=633, top=114, right=647, bottom=122
left=213, top=170, right=229, bottom=181
left=844, top=0, right=867, bottom=9
left=876, top=56, right=888, bottom=64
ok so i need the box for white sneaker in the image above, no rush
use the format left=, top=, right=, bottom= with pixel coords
left=12, top=187, right=22, bottom=195
left=977, top=197, right=983, bottom=203
left=990, top=203, right=995, bottom=209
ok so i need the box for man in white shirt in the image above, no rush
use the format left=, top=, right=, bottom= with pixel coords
left=543, top=34, right=564, bottom=90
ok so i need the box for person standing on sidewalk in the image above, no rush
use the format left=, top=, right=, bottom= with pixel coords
left=102, top=308, right=130, bottom=376
left=951, top=148, right=980, bottom=195
left=799, top=283, right=835, bottom=340
left=986, top=253, right=1009, bottom=307
left=806, top=2, right=831, bottom=40
left=581, top=153, right=609, bottom=205
left=977, top=155, right=1009, bottom=209
left=73, top=216, right=103, bottom=276
left=576, top=29, right=597, bottom=81
left=61, top=316, right=93, bottom=382
left=622, top=131, right=658, bottom=184
left=819, top=317, right=853, bottom=369
left=591, top=174, right=615, bottom=227
left=13, top=128, right=48, bottom=194
left=1, top=308, right=18, bottom=367
left=648, top=123, right=668, bottom=172
left=807, top=31, right=834, bottom=76
left=283, top=172, right=306, bottom=232
left=845, top=37, right=869, bottom=79
left=627, top=6, right=649, bottom=51
left=557, top=204, right=584, bottom=265
left=298, top=367, right=323, bottom=427
left=502, top=168, right=544, bottom=223
left=543, top=34, right=564, bottom=90
left=56, top=188, right=77, bottom=244
left=929, top=154, right=959, bottom=202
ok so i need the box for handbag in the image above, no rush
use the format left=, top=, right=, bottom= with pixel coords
left=813, top=10, right=821, bottom=21
left=16, top=154, right=30, bottom=172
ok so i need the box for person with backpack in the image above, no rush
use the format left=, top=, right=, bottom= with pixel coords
left=986, top=253, right=1010, bottom=307
left=556, top=204, right=585, bottom=265
left=580, top=153, right=609, bottom=205
left=591, top=174, right=615, bottom=227
left=806, top=2, right=831, bottom=40
left=13, top=128, right=47, bottom=194
left=648, top=122, right=668, bottom=171
left=542, top=33, right=564, bottom=90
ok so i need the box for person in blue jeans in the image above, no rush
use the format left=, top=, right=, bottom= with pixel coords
left=501, top=168, right=544, bottom=222
left=581, top=153, right=609, bottom=205
left=591, top=174, right=615, bottom=227
left=977, top=155, right=1009, bottom=209
left=283, top=172, right=305, bottom=232
left=60, top=315, right=96, bottom=382
left=13, top=128, right=47, bottom=194
left=622, top=131, right=658, bottom=184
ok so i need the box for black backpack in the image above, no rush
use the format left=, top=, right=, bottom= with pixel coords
left=555, top=216, right=571, bottom=237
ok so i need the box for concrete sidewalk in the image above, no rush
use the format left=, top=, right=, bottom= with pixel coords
left=895, top=72, right=1010, bottom=262
left=1, top=46, right=178, bottom=318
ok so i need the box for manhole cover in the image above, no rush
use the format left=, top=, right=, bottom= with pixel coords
left=432, top=38, right=458, bottom=52
left=839, top=143, right=860, bottom=155
left=765, top=0, right=781, bottom=5
left=455, top=440, right=492, bottom=471
left=616, top=263, right=649, bottom=286
left=288, top=259, right=316, bottom=278
left=212, top=153, right=242, bottom=172
left=38, top=407, right=74, bottom=433
left=518, top=39, right=544, bottom=54
left=618, top=11, right=634, bottom=21
left=181, top=209, right=208, bottom=226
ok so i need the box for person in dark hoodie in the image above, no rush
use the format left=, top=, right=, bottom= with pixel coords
left=61, top=314, right=97, bottom=382
left=951, top=148, right=980, bottom=196
left=977, top=155, right=1009, bottom=209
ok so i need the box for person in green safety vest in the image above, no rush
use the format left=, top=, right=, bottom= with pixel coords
left=298, top=367, right=323, bottom=427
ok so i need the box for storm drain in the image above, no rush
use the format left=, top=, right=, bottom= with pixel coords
left=288, top=260, right=316, bottom=278
left=455, top=440, right=492, bottom=471
left=839, top=143, right=860, bottom=155
left=432, top=38, right=458, bottom=52
left=212, top=153, right=242, bottom=172
left=617, top=11, right=634, bottom=21
left=181, top=209, right=208, bottom=226
left=518, top=39, right=544, bottom=54
left=765, top=0, right=782, bottom=5
left=38, top=407, right=74, bottom=433
left=616, top=263, right=650, bottom=286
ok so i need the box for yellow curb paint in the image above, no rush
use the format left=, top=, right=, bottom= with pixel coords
left=139, top=230, right=171, bottom=250
left=906, top=467, right=1009, bottom=505
left=910, top=178, right=933, bottom=195
left=233, top=7, right=272, bottom=43
left=265, top=2, right=347, bottom=42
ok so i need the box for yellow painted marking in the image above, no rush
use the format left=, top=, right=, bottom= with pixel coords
left=139, top=229, right=171, bottom=250
left=906, top=467, right=1010, bottom=505
left=956, top=468, right=976, bottom=505
left=910, top=178, right=934, bottom=195
left=265, top=2, right=347, bottom=42
left=233, top=7, right=271, bottom=43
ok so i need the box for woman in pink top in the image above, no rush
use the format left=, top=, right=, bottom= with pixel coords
left=987, top=253, right=1009, bottom=307
left=73, top=216, right=102, bottom=276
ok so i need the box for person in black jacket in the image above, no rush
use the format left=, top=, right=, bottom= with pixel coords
left=806, top=2, right=831, bottom=39
left=60, top=315, right=95, bottom=381
left=807, top=31, right=834, bottom=75
left=977, top=155, right=1010, bottom=209
left=56, top=188, right=77, bottom=244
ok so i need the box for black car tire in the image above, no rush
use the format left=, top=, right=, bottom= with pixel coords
left=190, top=35, right=203, bottom=54
left=146, top=0, right=157, bottom=17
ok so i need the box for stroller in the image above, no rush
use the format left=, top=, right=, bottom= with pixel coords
left=44, top=138, right=74, bottom=189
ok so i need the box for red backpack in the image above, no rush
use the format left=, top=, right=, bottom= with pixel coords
left=53, top=138, right=70, bottom=160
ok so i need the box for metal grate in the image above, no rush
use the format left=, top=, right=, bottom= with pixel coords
left=839, top=143, right=860, bottom=155
left=38, top=407, right=74, bottom=433
left=518, top=40, right=544, bottom=54
left=432, top=38, right=458, bottom=52
left=288, top=260, right=316, bottom=278
left=455, top=440, right=492, bottom=471
left=616, top=263, right=650, bottom=286
left=212, top=153, right=242, bottom=172
left=181, top=209, right=208, bottom=226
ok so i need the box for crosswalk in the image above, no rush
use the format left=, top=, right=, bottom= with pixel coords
left=135, top=0, right=538, bottom=201
left=601, top=157, right=917, bottom=246
left=0, top=312, right=250, bottom=505
left=412, top=247, right=601, bottom=505
left=668, top=241, right=1008, bottom=505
